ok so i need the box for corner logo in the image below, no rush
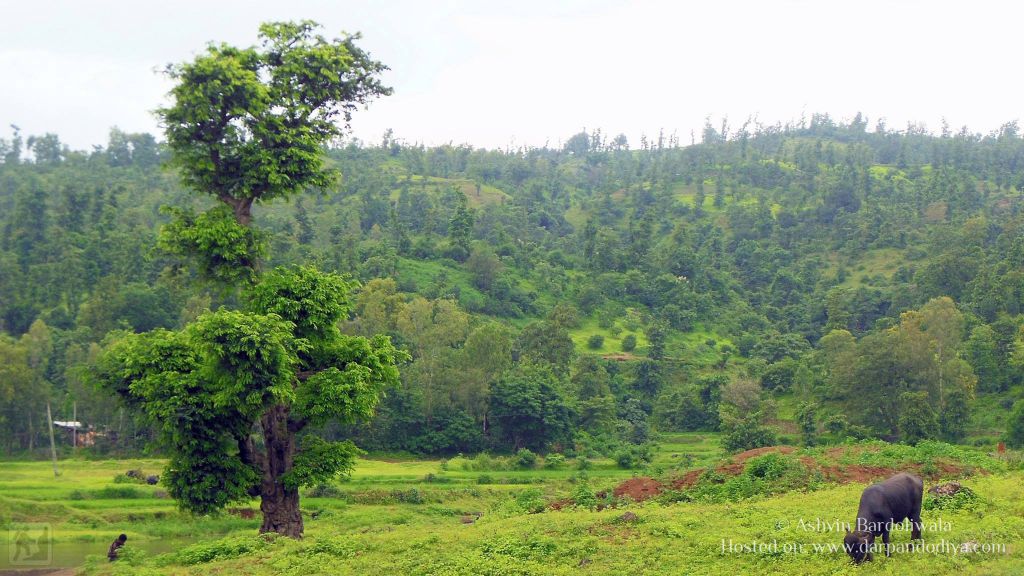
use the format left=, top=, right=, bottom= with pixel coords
left=8, top=523, right=52, bottom=566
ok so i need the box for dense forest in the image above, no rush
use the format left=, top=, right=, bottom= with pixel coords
left=3, top=114, right=1024, bottom=461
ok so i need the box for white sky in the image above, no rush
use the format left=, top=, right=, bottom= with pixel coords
left=0, top=0, right=1020, bottom=151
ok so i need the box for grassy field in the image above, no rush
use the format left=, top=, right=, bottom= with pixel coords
left=2, top=438, right=1022, bottom=575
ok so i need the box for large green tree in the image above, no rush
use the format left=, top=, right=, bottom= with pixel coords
left=95, top=21, right=399, bottom=538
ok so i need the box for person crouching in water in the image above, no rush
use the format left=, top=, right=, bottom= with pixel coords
left=108, top=534, right=127, bottom=561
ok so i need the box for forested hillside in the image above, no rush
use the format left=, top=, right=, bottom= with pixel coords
left=3, top=115, right=1024, bottom=459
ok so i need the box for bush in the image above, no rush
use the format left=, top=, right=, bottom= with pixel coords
left=823, top=414, right=847, bottom=435
left=513, top=488, right=547, bottom=514
left=515, top=448, right=538, bottom=469
left=393, top=488, right=424, bottom=504
left=173, top=534, right=278, bottom=565
left=571, top=482, right=597, bottom=510
left=745, top=453, right=788, bottom=480
left=1006, top=400, right=1024, bottom=449
left=614, top=444, right=653, bottom=469
left=845, top=424, right=873, bottom=440
left=449, top=453, right=514, bottom=472
left=543, top=453, right=566, bottom=469
left=305, top=483, right=344, bottom=498
left=722, top=419, right=777, bottom=453
left=96, top=486, right=144, bottom=499
left=587, top=334, right=605, bottom=350
left=621, top=334, right=637, bottom=352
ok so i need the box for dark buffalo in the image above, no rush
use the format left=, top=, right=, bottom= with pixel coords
left=844, top=472, right=923, bottom=563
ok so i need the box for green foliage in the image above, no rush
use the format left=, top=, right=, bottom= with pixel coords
left=158, top=21, right=390, bottom=209
left=158, top=206, right=267, bottom=285
left=490, top=362, right=574, bottom=451
left=246, top=266, right=356, bottom=343
left=940, top=389, right=970, bottom=442
left=899, top=391, right=940, bottom=445
left=621, top=333, right=637, bottom=352
left=614, top=443, right=653, bottom=469
left=570, top=481, right=597, bottom=509
left=96, top=485, right=145, bottom=499
left=586, top=334, right=604, bottom=349
left=512, top=488, right=547, bottom=514
left=283, top=437, right=362, bottom=490
left=543, top=453, right=566, bottom=469
left=172, top=534, right=279, bottom=565
left=721, top=419, right=778, bottom=453
left=515, top=448, right=538, bottom=469
left=1007, top=401, right=1024, bottom=449
left=744, top=453, right=788, bottom=480
left=795, top=402, right=817, bottom=446
left=9, top=102, right=1024, bottom=468
left=480, top=533, right=557, bottom=561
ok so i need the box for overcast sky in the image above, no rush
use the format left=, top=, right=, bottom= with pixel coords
left=1, top=0, right=1020, bottom=151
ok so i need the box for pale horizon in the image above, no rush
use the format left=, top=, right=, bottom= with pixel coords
left=2, top=0, right=1021, bottom=152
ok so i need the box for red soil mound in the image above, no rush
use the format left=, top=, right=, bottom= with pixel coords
left=613, top=477, right=664, bottom=501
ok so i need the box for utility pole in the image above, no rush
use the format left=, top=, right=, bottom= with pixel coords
left=46, top=403, right=59, bottom=477
left=72, top=401, right=77, bottom=449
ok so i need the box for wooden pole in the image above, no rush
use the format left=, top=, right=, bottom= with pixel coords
left=72, top=401, right=78, bottom=449
left=46, top=403, right=59, bottom=477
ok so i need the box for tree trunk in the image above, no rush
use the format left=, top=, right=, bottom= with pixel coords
left=258, top=404, right=303, bottom=538
left=46, top=403, right=59, bottom=477
left=27, top=411, right=34, bottom=452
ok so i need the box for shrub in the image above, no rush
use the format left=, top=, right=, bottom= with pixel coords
left=745, top=453, right=788, bottom=480
left=543, top=453, right=566, bottom=469
left=587, top=334, right=604, bottom=350
left=721, top=419, right=777, bottom=453
left=394, top=488, right=424, bottom=504
left=305, top=483, right=344, bottom=498
left=845, top=424, right=873, bottom=440
left=515, top=448, right=538, bottom=469
left=96, top=486, right=144, bottom=499
left=614, top=444, right=653, bottom=469
left=513, top=488, right=546, bottom=514
left=480, top=534, right=557, bottom=561
left=571, top=482, right=597, bottom=510
left=1006, top=400, right=1024, bottom=449
left=173, top=534, right=278, bottom=565
left=621, top=334, right=637, bottom=352
left=823, top=414, right=847, bottom=435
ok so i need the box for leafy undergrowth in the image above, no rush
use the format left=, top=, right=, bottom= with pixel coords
left=86, top=472, right=1024, bottom=575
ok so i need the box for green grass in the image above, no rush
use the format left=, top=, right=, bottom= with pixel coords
left=569, top=314, right=648, bottom=356
left=5, top=441, right=1024, bottom=575
left=828, top=247, right=906, bottom=288
left=569, top=315, right=732, bottom=366
left=390, top=175, right=510, bottom=208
